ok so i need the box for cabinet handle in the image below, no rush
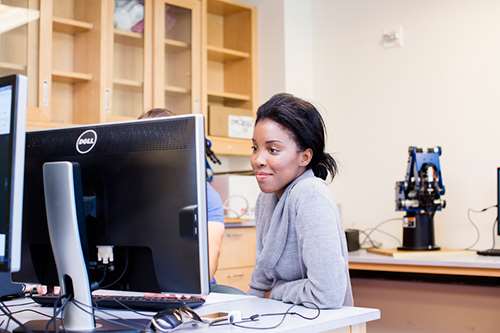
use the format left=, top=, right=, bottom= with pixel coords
left=104, top=88, right=111, bottom=113
left=42, top=80, right=49, bottom=107
left=226, top=273, right=244, bottom=279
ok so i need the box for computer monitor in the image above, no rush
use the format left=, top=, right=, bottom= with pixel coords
left=0, top=75, right=26, bottom=299
left=14, top=115, right=209, bottom=295
left=0, top=75, right=26, bottom=290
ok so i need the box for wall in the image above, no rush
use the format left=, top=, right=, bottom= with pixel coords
left=312, top=0, right=500, bottom=250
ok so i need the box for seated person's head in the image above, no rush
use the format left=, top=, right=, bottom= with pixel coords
left=138, top=108, right=174, bottom=119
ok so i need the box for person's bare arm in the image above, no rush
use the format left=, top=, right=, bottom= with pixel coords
left=208, top=221, right=225, bottom=279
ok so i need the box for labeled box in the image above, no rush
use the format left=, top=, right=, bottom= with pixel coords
left=208, top=105, right=254, bottom=139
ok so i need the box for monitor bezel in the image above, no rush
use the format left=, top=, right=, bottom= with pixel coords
left=0, top=74, right=26, bottom=273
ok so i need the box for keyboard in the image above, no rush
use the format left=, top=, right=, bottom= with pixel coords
left=31, top=293, right=205, bottom=311
left=476, top=248, right=500, bottom=256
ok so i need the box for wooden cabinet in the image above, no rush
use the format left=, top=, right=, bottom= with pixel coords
left=203, top=0, right=256, bottom=156
left=109, top=0, right=153, bottom=121
left=7, top=0, right=257, bottom=156
left=0, top=0, right=39, bottom=114
left=214, top=226, right=256, bottom=291
left=153, top=0, right=201, bottom=115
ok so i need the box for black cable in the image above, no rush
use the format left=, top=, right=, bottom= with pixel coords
left=360, top=218, right=402, bottom=247
left=1, top=300, right=13, bottom=331
left=71, top=299, right=146, bottom=331
left=360, top=228, right=402, bottom=248
left=44, top=293, right=69, bottom=333
left=491, top=217, right=498, bottom=250
left=0, top=301, right=32, bottom=333
left=358, top=230, right=379, bottom=248
left=1, top=300, right=37, bottom=308
left=91, top=266, right=108, bottom=291
left=465, top=205, right=497, bottom=250
left=210, top=302, right=321, bottom=330
left=0, top=308, right=54, bottom=319
left=100, top=252, right=129, bottom=290
left=107, top=298, right=154, bottom=318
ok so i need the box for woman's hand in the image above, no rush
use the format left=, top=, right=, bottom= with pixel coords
left=264, top=290, right=271, bottom=298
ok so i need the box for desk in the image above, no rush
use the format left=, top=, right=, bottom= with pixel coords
left=349, top=249, right=500, bottom=277
left=348, top=250, right=500, bottom=333
left=4, top=293, right=380, bottom=333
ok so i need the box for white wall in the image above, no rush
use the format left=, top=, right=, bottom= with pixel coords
left=312, top=0, right=500, bottom=250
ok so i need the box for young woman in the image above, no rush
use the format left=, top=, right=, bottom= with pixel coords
left=248, top=93, right=353, bottom=308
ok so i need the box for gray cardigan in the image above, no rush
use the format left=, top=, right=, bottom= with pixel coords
left=248, top=170, right=353, bottom=308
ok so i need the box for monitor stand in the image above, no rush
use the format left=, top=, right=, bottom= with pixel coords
left=15, top=162, right=142, bottom=333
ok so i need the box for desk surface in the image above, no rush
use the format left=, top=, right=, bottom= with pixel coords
left=5, top=293, right=380, bottom=333
left=349, top=249, right=500, bottom=277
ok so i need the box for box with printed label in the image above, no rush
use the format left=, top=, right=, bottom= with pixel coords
left=208, top=105, right=254, bottom=139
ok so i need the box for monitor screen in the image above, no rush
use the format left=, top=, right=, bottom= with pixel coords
left=14, top=115, right=209, bottom=295
left=0, top=84, right=13, bottom=268
left=0, top=75, right=26, bottom=273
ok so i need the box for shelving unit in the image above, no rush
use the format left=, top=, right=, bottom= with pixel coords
left=0, top=0, right=35, bottom=93
left=0, top=61, right=26, bottom=73
left=153, top=0, right=200, bottom=115
left=31, top=0, right=103, bottom=127
left=109, top=0, right=152, bottom=121
left=10, top=0, right=257, bottom=156
left=207, top=45, right=249, bottom=62
left=52, top=16, right=93, bottom=34
left=203, top=0, right=257, bottom=156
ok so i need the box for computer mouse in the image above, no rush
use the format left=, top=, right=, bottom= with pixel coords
left=153, top=310, right=182, bottom=330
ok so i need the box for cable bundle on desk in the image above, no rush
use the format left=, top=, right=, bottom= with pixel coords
left=208, top=301, right=321, bottom=330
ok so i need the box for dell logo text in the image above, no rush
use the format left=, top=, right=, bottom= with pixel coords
left=76, top=130, right=97, bottom=154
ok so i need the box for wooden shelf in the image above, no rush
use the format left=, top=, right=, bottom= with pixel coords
left=165, top=38, right=190, bottom=52
left=165, top=85, right=190, bottom=94
left=106, top=114, right=136, bottom=122
left=209, top=136, right=252, bottom=156
left=207, top=45, right=249, bottom=62
left=27, top=120, right=76, bottom=131
left=52, top=70, right=92, bottom=83
left=114, top=29, right=143, bottom=47
left=113, top=78, right=143, bottom=90
left=0, top=61, right=26, bottom=72
left=53, top=16, right=93, bottom=34
left=207, top=0, right=252, bottom=15
left=208, top=91, right=250, bottom=102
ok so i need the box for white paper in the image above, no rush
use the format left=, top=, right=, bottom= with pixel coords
left=228, top=115, right=253, bottom=139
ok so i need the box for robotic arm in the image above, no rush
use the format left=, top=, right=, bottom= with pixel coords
left=396, top=146, right=446, bottom=250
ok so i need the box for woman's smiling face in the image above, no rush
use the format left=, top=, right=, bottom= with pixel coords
left=250, top=118, right=312, bottom=198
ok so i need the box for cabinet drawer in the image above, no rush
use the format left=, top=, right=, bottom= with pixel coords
left=218, top=227, right=256, bottom=269
left=214, top=267, right=254, bottom=292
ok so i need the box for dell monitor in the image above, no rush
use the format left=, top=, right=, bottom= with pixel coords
left=14, top=115, right=209, bottom=296
left=0, top=75, right=26, bottom=297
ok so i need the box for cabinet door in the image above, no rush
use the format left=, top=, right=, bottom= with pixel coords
left=33, top=0, right=102, bottom=128
left=0, top=0, right=39, bottom=127
left=107, top=0, right=153, bottom=122
left=152, top=0, right=201, bottom=115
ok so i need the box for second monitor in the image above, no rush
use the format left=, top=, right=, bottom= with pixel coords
left=14, top=115, right=210, bottom=295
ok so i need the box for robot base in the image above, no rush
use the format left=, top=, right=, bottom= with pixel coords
left=398, top=213, right=440, bottom=251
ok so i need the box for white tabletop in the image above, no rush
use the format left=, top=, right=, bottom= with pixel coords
left=349, top=249, right=500, bottom=269
left=3, top=293, right=380, bottom=333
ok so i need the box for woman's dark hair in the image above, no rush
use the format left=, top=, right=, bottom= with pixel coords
left=256, top=93, right=337, bottom=181
left=138, top=108, right=174, bottom=119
